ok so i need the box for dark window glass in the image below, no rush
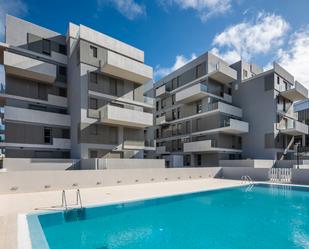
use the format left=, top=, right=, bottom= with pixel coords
left=62, top=129, right=70, bottom=139
left=42, top=39, right=51, bottom=55
left=156, top=101, right=159, bottom=111
left=90, top=45, right=98, bottom=58
left=59, top=87, right=67, bottom=97
left=57, top=66, right=67, bottom=82
left=58, top=44, right=66, bottom=55
left=89, top=150, right=98, bottom=158
left=44, top=127, right=52, bottom=144
left=197, top=154, right=202, bottom=166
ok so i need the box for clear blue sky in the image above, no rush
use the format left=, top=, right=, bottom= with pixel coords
left=1, top=0, right=309, bottom=85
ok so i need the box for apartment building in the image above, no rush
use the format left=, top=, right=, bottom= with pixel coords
left=154, top=52, right=249, bottom=167
left=294, top=99, right=309, bottom=151
left=154, top=52, right=308, bottom=167
left=0, top=15, right=154, bottom=159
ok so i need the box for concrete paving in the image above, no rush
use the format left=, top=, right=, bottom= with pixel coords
left=0, top=178, right=243, bottom=249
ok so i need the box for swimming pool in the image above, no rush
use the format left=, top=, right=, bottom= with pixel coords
left=27, top=184, right=309, bottom=249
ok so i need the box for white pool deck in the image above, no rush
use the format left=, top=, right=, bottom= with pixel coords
left=0, top=178, right=243, bottom=249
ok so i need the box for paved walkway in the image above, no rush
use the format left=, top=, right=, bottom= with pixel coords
left=0, top=178, right=243, bottom=249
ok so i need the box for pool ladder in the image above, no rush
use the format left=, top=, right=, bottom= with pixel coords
left=61, top=189, right=83, bottom=211
left=241, top=176, right=254, bottom=192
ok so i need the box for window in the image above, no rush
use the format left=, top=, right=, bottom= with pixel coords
left=196, top=101, right=202, bottom=113
left=90, top=98, right=98, bottom=109
left=177, top=123, right=182, bottom=135
left=177, top=107, right=180, bottom=118
left=90, top=72, right=98, bottom=84
left=172, top=109, right=177, bottom=121
left=161, top=98, right=166, bottom=108
left=42, top=39, right=51, bottom=55
left=197, top=154, right=202, bottom=166
left=89, top=150, right=98, bottom=158
left=58, top=44, right=66, bottom=55
left=62, top=129, right=70, bottom=139
left=156, top=101, right=159, bottom=111
left=44, top=127, right=52, bottom=144
left=243, top=69, right=248, bottom=78
left=59, top=87, right=67, bottom=97
left=185, top=121, right=190, bottom=134
left=172, top=94, right=176, bottom=105
left=110, top=78, right=117, bottom=96
left=277, top=76, right=280, bottom=84
left=90, top=45, right=97, bottom=58
left=58, top=66, right=67, bottom=82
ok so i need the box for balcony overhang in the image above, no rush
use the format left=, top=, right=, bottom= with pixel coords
left=123, top=141, right=155, bottom=151
left=100, top=105, right=153, bottom=128
left=184, top=140, right=242, bottom=153
left=100, top=50, right=153, bottom=85
left=156, top=85, right=170, bottom=98
left=208, top=64, right=237, bottom=85
left=279, top=121, right=308, bottom=136
left=280, top=81, right=308, bottom=101
left=4, top=51, right=57, bottom=83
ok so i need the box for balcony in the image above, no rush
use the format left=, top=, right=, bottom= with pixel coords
left=4, top=106, right=70, bottom=127
left=156, top=115, right=167, bottom=125
left=156, top=85, right=170, bottom=98
left=208, top=63, right=237, bottom=85
left=176, top=83, right=232, bottom=104
left=192, top=118, right=249, bottom=136
left=219, top=119, right=249, bottom=134
left=184, top=140, right=242, bottom=153
left=0, top=138, right=71, bottom=150
left=280, top=81, right=308, bottom=101
left=156, top=146, right=169, bottom=154
left=278, top=119, right=308, bottom=136
left=3, top=51, right=57, bottom=83
left=100, top=104, right=153, bottom=128
left=100, top=50, right=153, bottom=85
left=123, top=140, right=155, bottom=151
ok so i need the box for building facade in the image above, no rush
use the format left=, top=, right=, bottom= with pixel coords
left=0, top=15, right=154, bottom=159
left=154, top=52, right=308, bottom=167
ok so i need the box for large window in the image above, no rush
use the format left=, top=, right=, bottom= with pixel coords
left=44, top=127, right=52, bottom=144
left=89, top=150, right=98, bottom=158
left=58, top=44, right=66, bottom=55
left=42, top=39, right=51, bottom=55
left=90, top=45, right=98, bottom=58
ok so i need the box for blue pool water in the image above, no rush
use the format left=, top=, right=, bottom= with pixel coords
left=28, top=184, right=309, bottom=249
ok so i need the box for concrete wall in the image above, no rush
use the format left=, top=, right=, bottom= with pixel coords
left=232, top=72, right=277, bottom=159
left=80, top=158, right=165, bottom=170
left=220, top=160, right=275, bottom=168
left=221, top=167, right=270, bottom=181
left=0, top=167, right=222, bottom=194
left=3, top=158, right=77, bottom=171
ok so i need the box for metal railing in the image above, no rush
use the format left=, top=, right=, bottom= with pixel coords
left=269, top=168, right=292, bottom=183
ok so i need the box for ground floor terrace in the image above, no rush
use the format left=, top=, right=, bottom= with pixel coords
left=0, top=177, right=242, bottom=249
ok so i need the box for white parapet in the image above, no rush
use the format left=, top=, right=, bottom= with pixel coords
left=100, top=50, right=153, bottom=84
left=4, top=106, right=70, bottom=127
left=4, top=51, right=57, bottom=83
left=0, top=138, right=71, bottom=150
left=100, top=104, right=153, bottom=128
